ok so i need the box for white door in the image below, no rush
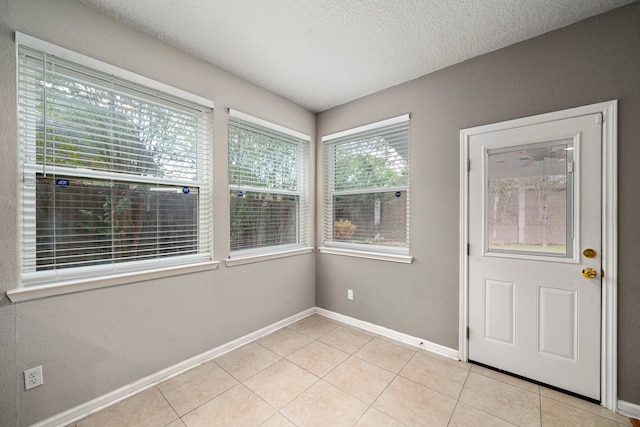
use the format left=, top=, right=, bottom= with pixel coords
left=467, top=113, right=602, bottom=400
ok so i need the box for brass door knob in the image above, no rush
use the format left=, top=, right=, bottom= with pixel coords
left=581, top=267, right=598, bottom=279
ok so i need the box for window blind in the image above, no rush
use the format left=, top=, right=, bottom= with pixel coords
left=228, top=111, right=309, bottom=255
left=323, top=116, right=410, bottom=253
left=18, top=43, right=214, bottom=286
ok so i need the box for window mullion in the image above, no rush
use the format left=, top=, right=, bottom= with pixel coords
left=332, top=185, right=409, bottom=196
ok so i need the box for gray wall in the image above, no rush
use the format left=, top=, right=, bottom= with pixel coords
left=0, top=1, right=316, bottom=426
left=1, top=1, right=639, bottom=425
left=316, top=2, right=640, bottom=406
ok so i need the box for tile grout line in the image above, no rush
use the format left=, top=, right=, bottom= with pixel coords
left=220, top=346, right=302, bottom=425
left=291, top=332, right=359, bottom=417
left=459, top=371, right=542, bottom=426
left=539, top=390, right=543, bottom=427
left=539, top=392, right=631, bottom=426
left=314, top=330, right=399, bottom=426
left=538, top=386, right=544, bottom=427
left=253, top=321, right=349, bottom=426
left=167, top=360, right=248, bottom=424
left=154, top=385, right=181, bottom=426
left=470, top=361, right=628, bottom=422
left=355, top=345, right=420, bottom=426
left=284, top=318, right=405, bottom=426
left=445, top=364, right=472, bottom=427
left=366, top=370, right=401, bottom=426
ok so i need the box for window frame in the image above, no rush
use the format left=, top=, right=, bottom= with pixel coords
left=12, top=33, right=217, bottom=299
left=226, top=109, right=311, bottom=264
left=320, top=115, right=413, bottom=263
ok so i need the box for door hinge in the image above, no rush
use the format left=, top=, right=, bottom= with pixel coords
left=596, top=113, right=604, bottom=124
left=601, top=269, right=605, bottom=278
left=466, top=327, right=470, bottom=339
left=467, top=243, right=470, bottom=255
left=467, top=159, right=471, bottom=172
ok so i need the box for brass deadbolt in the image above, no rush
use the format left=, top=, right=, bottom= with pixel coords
left=582, top=248, right=597, bottom=258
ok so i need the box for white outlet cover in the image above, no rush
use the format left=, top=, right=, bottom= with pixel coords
left=347, top=289, right=353, bottom=300
left=24, top=366, right=43, bottom=390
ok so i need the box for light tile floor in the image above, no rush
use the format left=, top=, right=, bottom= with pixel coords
left=71, top=315, right=631, bottom=427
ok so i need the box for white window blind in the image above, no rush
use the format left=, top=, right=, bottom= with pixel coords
left=228, top=110, right=309, bottom=255
left=323, top=115, right=410, bottom=254
left=18, top=43, right=214, bottom=287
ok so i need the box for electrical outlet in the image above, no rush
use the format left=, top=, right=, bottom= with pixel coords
left=24, top=366, right=43, bottom=390
left=347, top=289, right=353, bottom=300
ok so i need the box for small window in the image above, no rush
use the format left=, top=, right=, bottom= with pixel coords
left=323, top=115, right=410, bottom=254
left=228, top=110, right=310, bottom=256
left=17, top=42, right=214, bottom=287
left=485, top=139, right=574, bottom=258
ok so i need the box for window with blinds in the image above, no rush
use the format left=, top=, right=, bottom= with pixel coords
left=323, top=115, right=410, bottom=254
left=228, top=111, right=309, bottom=255
left=17, top=42, right=214, bottom=287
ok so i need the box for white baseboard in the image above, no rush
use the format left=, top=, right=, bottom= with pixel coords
left=618, top=400, right=640, bottom=418
left=35, top=307, right=315, bottom=427
left=315, top=307, right=459, bottom=360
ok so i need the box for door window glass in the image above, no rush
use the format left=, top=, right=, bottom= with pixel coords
left=486, top=140, right=573, bottom=258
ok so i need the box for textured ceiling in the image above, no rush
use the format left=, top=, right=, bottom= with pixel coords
left=80, top=0, right=634, bottom=112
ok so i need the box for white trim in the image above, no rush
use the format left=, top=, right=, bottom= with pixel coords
left=618, top=400, right=640, bottom=418
left=459, top=132, right=470, bottom=362
left=323, top=240, right=410, bottom=255
left=318, top=246, right=413, bottom=264
left=29, top=308, right=316, bottom=427
left=225, top=247, right=314, bottom=267
left=15, top=32, right=214, bottom=109
left=459, top=100, right=618, bottom=410
left=22, top=164, right=205, bottom=187
left=229, top=109, right=310, bottom=141
left=331, top=185, right=408, bottom=197
left=600, top=100, right=618, bottom=411
left=7, top=261, right=219, bottom=303
left=228, top=184, right=302, bottom=196
left=315, top=307, right=458, bottom=360
left=322, top=114, right=410, bottom=142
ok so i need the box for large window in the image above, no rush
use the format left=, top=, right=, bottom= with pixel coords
left=323, top=115, right=410, bottom=255
left=17, top=39, right=214, bottom=287
left=228, top=110, right=309, bottom=256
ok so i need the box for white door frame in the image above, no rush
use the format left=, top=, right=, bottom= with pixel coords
left=459, top=100, right=618, bottom=410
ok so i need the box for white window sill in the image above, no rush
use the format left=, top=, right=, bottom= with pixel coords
left=318, top=247, right=413, bottom=264
left=6, top=261, right=219, bottom=303
left=225, top=247, right=314, bottom=267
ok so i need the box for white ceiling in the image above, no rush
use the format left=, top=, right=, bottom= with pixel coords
left=80, top=0, right=634, bottom=112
